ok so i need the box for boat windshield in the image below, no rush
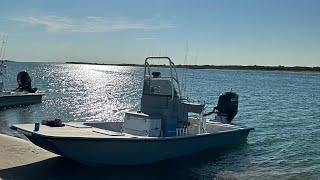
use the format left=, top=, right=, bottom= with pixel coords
left=143, top=57, right=182, bottom=99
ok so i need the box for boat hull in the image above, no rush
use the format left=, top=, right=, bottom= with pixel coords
left=23, top=128, right=252, bottom=165
left=0, top=93, right=43, bottom=108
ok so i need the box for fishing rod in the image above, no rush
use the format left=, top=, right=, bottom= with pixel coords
left=0, top=35, right=8, bottom=91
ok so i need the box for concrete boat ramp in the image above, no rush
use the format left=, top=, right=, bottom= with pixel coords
left=0, top=134, right=60, bottom=179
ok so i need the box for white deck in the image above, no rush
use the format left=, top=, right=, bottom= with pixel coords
left=14, top=123, right=146, bottom=139
left=13, top=121, right=247, bottom=139
left=0, top=91, right=44, bottom=97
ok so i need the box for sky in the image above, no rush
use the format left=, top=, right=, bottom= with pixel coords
left=0, top=0, right=320, bottom=66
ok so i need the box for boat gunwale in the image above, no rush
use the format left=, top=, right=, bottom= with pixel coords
left=11, top=124, right=253, bottom=142
left=0, top=93, right=44, bottom=98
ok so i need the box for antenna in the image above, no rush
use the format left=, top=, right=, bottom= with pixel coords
left=0, top=35, right=8, bottom=91
left=0, top=35, right=8, bottom=65
left=0, top=35, right=8, bottom=62
left=181, top=40, right=189, bottom=99
left=189, top=48, right=198, bottom=98
left=0, top=35, right=5, bottom=60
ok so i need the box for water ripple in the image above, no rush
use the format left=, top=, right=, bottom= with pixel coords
left=1, top=62, right=319, bottom=179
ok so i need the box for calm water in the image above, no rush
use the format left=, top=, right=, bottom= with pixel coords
left=0, top=62, right=319, bottom=179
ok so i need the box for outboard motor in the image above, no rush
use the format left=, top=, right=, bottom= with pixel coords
left=214, top=92, right=239, bottom=123
left=15, top=71, right=37, bottom=93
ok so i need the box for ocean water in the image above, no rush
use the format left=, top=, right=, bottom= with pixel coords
left=0, top=62, right=319, bottom=179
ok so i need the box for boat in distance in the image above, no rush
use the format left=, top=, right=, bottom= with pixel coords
left=11, top=56, right=253, bottom=165
left=0, top=71, right=44, bottom=109
left=0, top=37, right=43, bottom=109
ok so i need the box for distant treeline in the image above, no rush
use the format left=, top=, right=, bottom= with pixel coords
left=1, top=60, right=15, bottom=62
left=65, top=62, right=320, bottom=72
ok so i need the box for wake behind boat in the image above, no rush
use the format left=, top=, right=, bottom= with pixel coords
left=11, top=57, right=253, bottom=165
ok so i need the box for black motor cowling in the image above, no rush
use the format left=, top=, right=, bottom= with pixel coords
left=214, top=92, right=239, bottom=123
left=16, top=71, right=37, bottom=93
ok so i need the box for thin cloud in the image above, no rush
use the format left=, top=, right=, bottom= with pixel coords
left=135, top=37, right=157, bottom=40
left=10, top=15, right=174, bottom=33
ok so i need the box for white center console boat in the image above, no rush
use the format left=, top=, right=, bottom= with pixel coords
left=11, top=57, right=253, bottom=165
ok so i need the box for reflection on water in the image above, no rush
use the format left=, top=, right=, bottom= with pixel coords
left=1, top=63, right=143, bottom=127
left=0, top=62, right=320, bottom=179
